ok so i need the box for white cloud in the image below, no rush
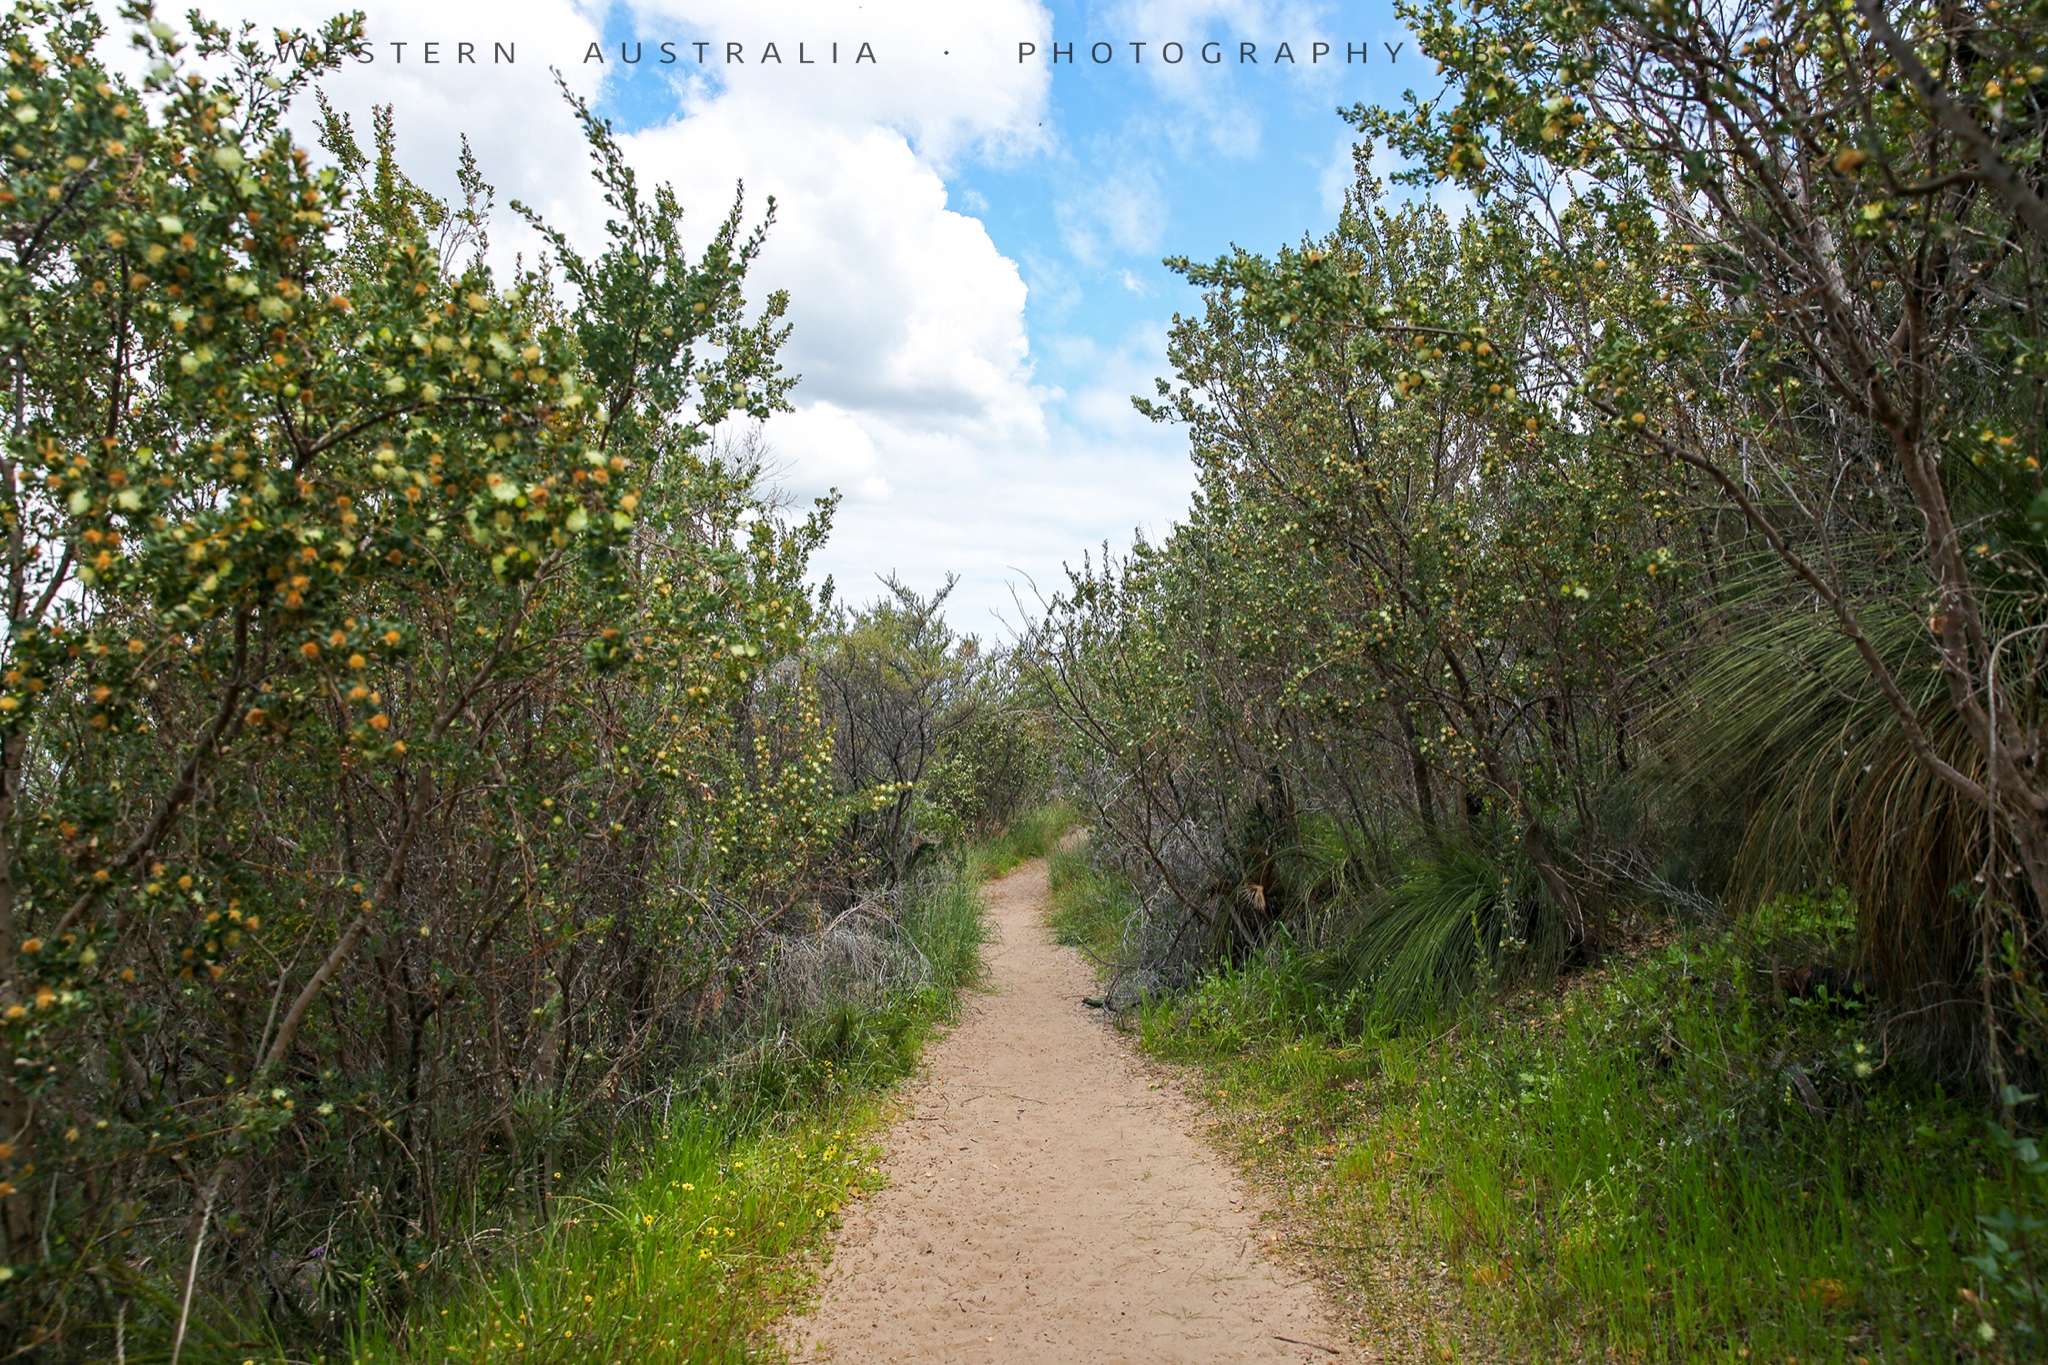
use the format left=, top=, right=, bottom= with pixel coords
left=618, top=0, right=1051, bottom=166
left=159, top=0, right=614, bottom=264
left=755, top=402, right=888, bottom=502
left=115, top=0, right=1202, bottom=628
left=630, top=96, right=1036, bottom=422
left=603, top=5, right=1070, bottom=624
left=625, top=88, right=1051, bottom=615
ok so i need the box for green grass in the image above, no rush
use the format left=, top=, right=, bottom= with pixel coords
left=1046, top=854, right=2036, bottom=1360
left=965, top=801, right=1081, bottom=882
left=1044, top=836, right=1136, bottom=961
left=347, top=1115, right=886, bottom=1365
left=336, top=852, right=994, bottom=1365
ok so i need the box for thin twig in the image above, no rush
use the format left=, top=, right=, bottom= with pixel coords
left=169, top=1162, right=227, bottom=1365
left=1272, top=1334, right=1343, bottom=1355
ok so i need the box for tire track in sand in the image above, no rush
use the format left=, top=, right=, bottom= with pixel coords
left=788, top=858, right=1349, bottom=1364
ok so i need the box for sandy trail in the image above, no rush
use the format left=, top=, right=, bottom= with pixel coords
left=790, top=859, right=1348, bottom=1364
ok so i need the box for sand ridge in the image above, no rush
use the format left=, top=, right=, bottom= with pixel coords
left=789, top=858, right=1350, bottom=1363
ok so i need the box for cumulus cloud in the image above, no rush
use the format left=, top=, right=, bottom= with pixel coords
left=630, top=98, right=1036, bottom=423
left=112, top=0, right=1198, bottom=627
left=613, top=24, right=1054, bottom=619
left=756, top=402, right=887, bottom=502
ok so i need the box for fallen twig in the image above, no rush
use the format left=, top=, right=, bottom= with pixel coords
left=1272, top=1333, right=1342, bottom=1355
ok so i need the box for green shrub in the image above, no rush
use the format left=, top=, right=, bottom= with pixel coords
left=349, top=857, right=989, bottom=1364
left=0, top=7, right=855, bottom=1355
left=1140, top=895, right=2011, bottom=1360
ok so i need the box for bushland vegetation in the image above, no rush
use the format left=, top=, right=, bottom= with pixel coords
left=1032, top=0, right=2048, bottom=1352
left=0, top=4, right=1048, bottom=1359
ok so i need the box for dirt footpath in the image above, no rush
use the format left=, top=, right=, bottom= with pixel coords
left=789, top=859, right=1349, bottom=1364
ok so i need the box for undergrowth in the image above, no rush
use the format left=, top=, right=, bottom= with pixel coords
left=967, top=801, right=1081, bottom=881
left=1050, top=854, right=2040, bottom=1361
left=1045, top=837, right=1136, bottom=962
left=335, top=841, right=1001, bottom=1365
left=347, top=1117, right=882, bottom=1365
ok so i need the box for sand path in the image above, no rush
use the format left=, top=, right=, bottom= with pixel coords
left=790, top=858, right=1349, bottom=1364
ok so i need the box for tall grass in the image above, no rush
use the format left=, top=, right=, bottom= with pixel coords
left=1045, top=836, right=1138, bottom=962
left=348, top=1117, right=882, bottom=1365
left=1354, top=941, right=1985, bottom=1360
left=967, top=801, right=1082, bottom=881
left=1051, top=831, right=1562, bottom=1025
left=1039, top=847, right=2030, bottom=1359
left=1333, top=837, right=1562, bottom=1025
left=337, top=855, right=992, bottom=1365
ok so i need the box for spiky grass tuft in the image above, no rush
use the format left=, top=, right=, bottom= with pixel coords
left=1653, top=586, right=1988, bottom=1068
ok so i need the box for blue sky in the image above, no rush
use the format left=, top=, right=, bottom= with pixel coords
left=228, top=0, right=1436, bottom=632
left=940, top=4, right=1416, bottom=414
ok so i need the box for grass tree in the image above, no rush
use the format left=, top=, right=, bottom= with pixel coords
left=1357, top=0, right=2048, bottom=1079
